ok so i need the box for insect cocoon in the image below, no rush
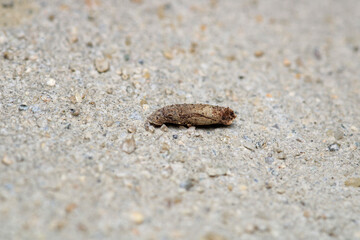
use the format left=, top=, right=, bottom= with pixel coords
left=147, top=104, right=236, bottom=127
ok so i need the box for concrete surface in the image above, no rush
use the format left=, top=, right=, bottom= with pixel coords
left=1, top=0, right=360, bottom=239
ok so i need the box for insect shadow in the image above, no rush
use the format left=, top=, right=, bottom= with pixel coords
left=162, top=123, right=237, bottom=130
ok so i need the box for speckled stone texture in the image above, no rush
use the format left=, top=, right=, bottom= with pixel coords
left=0, top=0, right=360, bottom=239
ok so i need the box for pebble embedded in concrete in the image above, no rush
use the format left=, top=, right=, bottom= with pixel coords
left=201, top=232, right=227, bottom=240
left=46, top=78, right=56, bottom=87
left=254, top=51, right=264, bottom=58
left=180, top=179, right=195, bottom=190
left=18, top=104, right=28, bottom=111
left=207, top=167, right=227, bottom=177
left=129, top=211, right=144, bottom=224
left=160, top=124, right=168, bottom=132
left=2, top=155, right=13, bottom=166
left=265, top=157, right=274, bottom=164
left=3, top=51, right=14, bottom=60
left=334, top=129, right=344, bottom=140
left=127, top=125, right=137, bottom=133
left=328, top=143, right=340, bottom=151
left=345, top=178, right=360, bottom=187
left=277, top=152, right=286, bottom=160
left=94, top=58, right=110, bottom=73
left=121, top=135, right=136, bottom=154
left=70, top=108, right=80, bottom=116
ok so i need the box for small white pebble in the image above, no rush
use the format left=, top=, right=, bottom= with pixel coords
left=276, top=188, right=286, bottom=194
left=95, top=58, right=110, bottom=73
left=46, top=78, right=56, bottom=87
left=97, top=163, right=104, bottom=172
left=129, top=212, right=144, bottom=224
left=2, top=155, right=13, bottom=166
left=0, top=35, right=7, bottom=45
left=68, top=27, right=78, bottom=43
left=75, top=92, right=82, bottom=103
left=127, top=126, right=137, bottom=133
left=142, top=104, right=149, bottom=111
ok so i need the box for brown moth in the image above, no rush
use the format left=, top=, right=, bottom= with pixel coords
left=147, top=104, right=236, bottom=127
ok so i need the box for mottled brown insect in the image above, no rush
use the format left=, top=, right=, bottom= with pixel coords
left=147, top=104, right=236, bottom=127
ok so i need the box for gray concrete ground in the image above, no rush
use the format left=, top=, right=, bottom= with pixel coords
left=1, top=0, right=360, bottom=239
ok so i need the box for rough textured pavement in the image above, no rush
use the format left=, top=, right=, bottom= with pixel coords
left=1, top=0, right=360, bottom=239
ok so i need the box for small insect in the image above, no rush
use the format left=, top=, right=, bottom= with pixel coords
left=147, top=104, right=236, bottom=127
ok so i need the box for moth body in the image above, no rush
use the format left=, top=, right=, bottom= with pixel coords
left=147, top=104, right=236, bottom=126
